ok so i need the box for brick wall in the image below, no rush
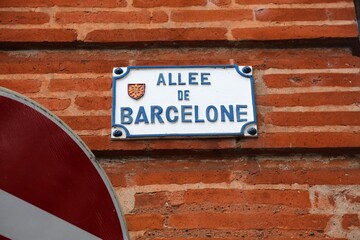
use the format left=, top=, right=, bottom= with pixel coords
left=1, top=0, right=360, bottom=239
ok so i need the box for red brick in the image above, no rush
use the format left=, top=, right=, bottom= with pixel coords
left=0, top=29, right=77, bottom=42
left=342, top=214, right=360, bottom=230
left=49, top=78, right=111, bottom=92
left=183, top=189, right=311, bottom=208
left=148, top=139, right=236, bottom=150
left=240, top=132, right=360, bottom=149
left=345, top=193, right=360, bottom=203
left=81, top=135, right=147, bottom=151
left=232, top=25, right=358, bottom=40
left=153, top=238, right=344, bottom=240
left=135, top=192, right=167, bottom=209
left=243, top=168, right=360, bottom=185
left=171, top=10, right=252, bottom=22
left=151, top=11, right=169, bottom=23
left=85, top=28, right=228, bottom=42
left=133, top=170, right=231, bottom=186
left=168, top=212, right=331, bottom=230
left=56, top=11, right=152, bottom=24
left=104, top=172, right=127, bottom=187
left=0, top=11, right=49, bottom=24
left=75, top=96, right=111, bottom=110
left=33, top=97, right=71, bottom=111
left=313, top=191, right=336, bottom=210
left=209, top=0, right=232, bottom=6
left=264, top=112, right=360, bottom=126
left=236, top=0, right=352, bottom=3
left=263, top=73, right=360, bottom=88
left=257, top=91, right=360, bottom=107
left=0, top=79, right=41, bottom=93
left=59, top=116, right=110, bottom=130
left=326, top=8, right=357, bottom=20
left=258, top=55, right=360, bottom=70
left=125, top=214, right=164, bottom=231
left=133, top=0, right=206, bottom=8
left=1, top=59, right=126, bottom=74
left=255, top=8, right=355, bottom=21
left=0, top=0, right=126, bottom=7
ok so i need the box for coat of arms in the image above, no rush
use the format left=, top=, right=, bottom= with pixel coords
left=128, top=84, right=145, bottom=100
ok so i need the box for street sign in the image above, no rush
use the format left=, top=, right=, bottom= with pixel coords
left=111, top=65, right=257, bottom=139
left=0, top=88, right=129, bottom=240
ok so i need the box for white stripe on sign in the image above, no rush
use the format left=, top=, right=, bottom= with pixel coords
left=0, top=189, right=102, bottom=240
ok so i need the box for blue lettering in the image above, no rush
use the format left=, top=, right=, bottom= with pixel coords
left=135, top=106, right=149, bottom=124
left=220, top=105, right=234, bottom=122
left=166, top=106, right=178, bottom=123
left=151, top=105, right=164, bottom=124
left=157, top=73, right=166, bottom=85
left=181, top=105, right=192, bottom=123
left=189, top=72, right=198, bottom=85
left=206, top=105, right=218, bottom=122
left=236, top=105, right=247, bottom=122
left=178, top=73, right=185, bottom=85
left=194, top=105, right=205, bottom=123
left=120, top=107, right=133, bottom=124
left=184, top=90, right=190, bottom=100
left=201, top=73, right=211, bottom=85
left=169, top=73, right=176, bottom=85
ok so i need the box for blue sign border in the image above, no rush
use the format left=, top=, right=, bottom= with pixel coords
left=112, top=65, right=257, bottom=139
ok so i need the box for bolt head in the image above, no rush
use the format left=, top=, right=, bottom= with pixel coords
left=247, top=127, right=257, bottom=136
left=113, top=130, right=122, bottom=137
left=242, top=66, right=251, bottom=74
left=114, top=68, right=124, bottom=75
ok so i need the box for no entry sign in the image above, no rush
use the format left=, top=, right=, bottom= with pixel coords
left=0, top=88, right=129, bottom=240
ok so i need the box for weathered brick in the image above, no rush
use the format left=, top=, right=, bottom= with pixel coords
left=135, top=192, right=167, bottom=209
left=257, top=92, right=360, bottom=107
left=171, top=10, right=252, bottom=22
left=255, top=8, right=355, bottom=21
left=263, top=73, right=360, bottom=88
left=345, top=193, right=360, bottom=203
left=151, top=11, right=169, bottom=23
left=49, top=78, right=111, bottom=92
left=168, top=212, right=331, bottom=230
left=209, top=0, right=231, bottom=6
left=56, top=11, right=153, bottom=24
left=133, top=170, right=231, bottom=186
left=0, top=11, right=50, bottom=24
left=243, top=168, right=360, bottom=185
left=264, top=112, right=360, bottom=126
left=240, top=132, right=360, bottom=149
left=33, top=97, right=71, bottom=111
left=313, top=191, right=336, bottom=210
left=0, top=29, right=77, bottom=42
left=0, top=0, right=126, bottom=7
left=125, top=214, right=164, bottom=231
left=232, top=25, right=358, bottom=40
left=183, top=189, right=311, bottom=208
left=59, top=116, right=110, bottom=130
left=75, top=96, right=111, bottom=110
left=85, top=28, right=228, bottom=42
left=81, top=135, right=147, bottom=151
left=236, top=0, right=352, bottom=3
left=133, top=0, right=206, bottom=8
left=148, top=139, right=236, bottom=150
left=104, top=172, right=127, bottom=187
left=0, top=79, right=41, bottom=93
left=342, top=214, right=360, bottom=230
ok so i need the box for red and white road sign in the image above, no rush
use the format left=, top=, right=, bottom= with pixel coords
left=0, top=88, right=129, bottom=240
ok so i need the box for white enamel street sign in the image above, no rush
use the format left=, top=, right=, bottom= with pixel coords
left=111, top=65, right=257, bottom=139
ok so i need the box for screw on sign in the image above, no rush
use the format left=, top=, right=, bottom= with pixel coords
left=0, top=88, right=129, bottom=240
